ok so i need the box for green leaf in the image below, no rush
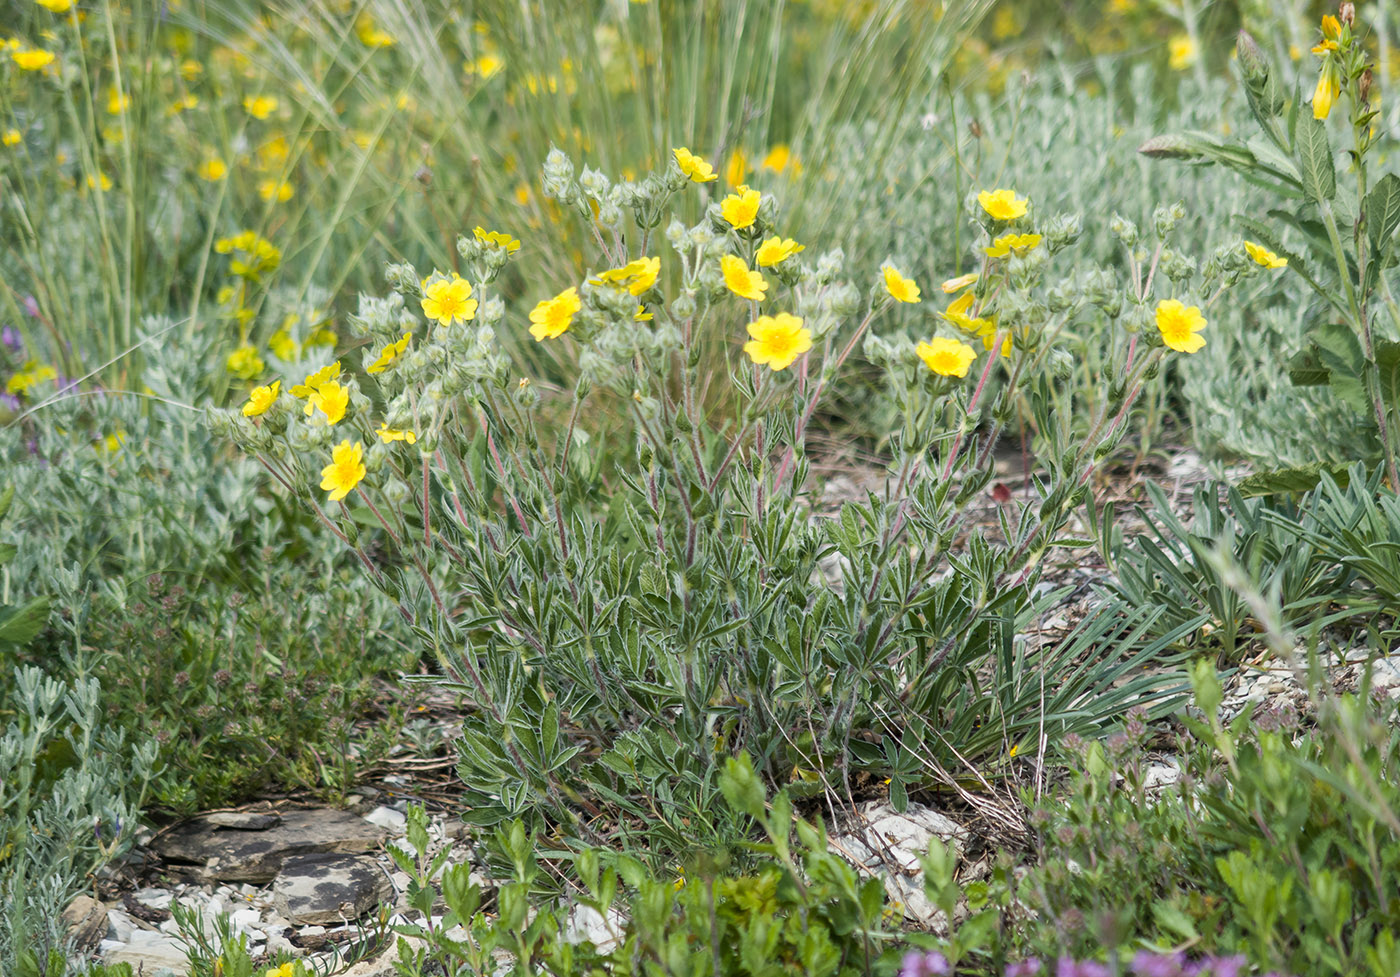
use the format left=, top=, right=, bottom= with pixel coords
left=1366, top=174, right=1400, bottom=257
left=1312, top=321, right=1369, bottom=415
left=0, top=597, right=48, bottom=646
left=0, top=485, right=12, bottom=523
left=1296, top=114, right=1336, bottom=201
left=1377, top=340, right=1400, bottom=414
left=1287, top=348, right=1330, bottom=387
left=1236, top=462, right=1354, bottom=497
left=1153, top=899, right=1201, bottom=942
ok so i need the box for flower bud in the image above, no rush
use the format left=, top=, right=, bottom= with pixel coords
left=1340, top=2, right=1354, bottom=27
left=1110, top=214, right=1138, bottom=248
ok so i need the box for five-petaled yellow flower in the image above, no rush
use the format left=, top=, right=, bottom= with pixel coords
left=377, top=423, right=417, bottom=445
left=882, top=265, right=921, bottom=304
left=367, top=332, right=412, bottom=374
left=12, top=50, right=55, bottom=71
left=1168, top=35, right=1197, bottom=71
left=916, top=338, right=978, bottom=377
left=756, top=237, right=804, bottom=267
left=977, top=188, right=1028, bottom=221
left=291, top=361, right=341, bottom=399
left=242, top=380, right=280, bottom=417
left=941, top=272, right=978, bottom=293
left=243, top=95, right=278, bottom=119
left=1244, top=241, right=1287, bottom=269
left=721, top=187, right=762, bottom=229
left=309, top=380, right=350, bottom=424
left=984, top=233, right=1042, bottom=258
left=320, top=440, right=366, bottom=502
left=721, top=255, right=768, bottom=301
left=529, top=286, right=581, bottom=341
left=593, top=257, right=660, bottom=296
left=673, top=147, right=718, bottom=183
left=1155, top=299, right=1207, bottom=353
left=743, top=312, right=811, bottom=371
left=474, top=226, right=521, bottom=253
left=421, top=275, right=478, bottom=326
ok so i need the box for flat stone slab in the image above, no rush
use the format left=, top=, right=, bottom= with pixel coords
left=152, top=808, right=387, bottom=882
left=272, top=852, right=391, bottom=925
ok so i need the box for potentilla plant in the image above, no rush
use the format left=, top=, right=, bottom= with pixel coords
left=226, top=146, right=1235, bottom=851
left=1142, top=4, right=1400, bottom=492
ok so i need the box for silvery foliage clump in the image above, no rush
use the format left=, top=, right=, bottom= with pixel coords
left=814, top=61, right=1358, bottom=469
left=0, top=665, right=156, bottom=973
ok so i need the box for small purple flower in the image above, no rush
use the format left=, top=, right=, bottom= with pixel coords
left=0, top=393, right=19, bottom=412
left=1057, top=959, right=1111, bottom=977
left=1204, top=956, right=1247, bottom=977
left=1006, top=961, right=1044, bottom=977
left=21, top=295, right=40, bottom=319
left=901, top=950, right=952, bottom=977
left=1132, top=951, right=1187, bottom=977
left=0, top=326, right=21, bottom=353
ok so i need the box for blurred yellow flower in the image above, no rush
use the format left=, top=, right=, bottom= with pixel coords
left=529, top=287, right=581, bottom=341
left=243, top=95, right=278, bottom=119
left=309, top=380, right=349, bottom=424
left=474, top=226, right=521, bottom=253
left=268, top=329, right=297, bottom=360
left=12, top=49, right=55, bottom=70
left=179, top=59, right=202, bottom=81
left=882, top=265, right=921, bottom=303
left=743, top=313, right=811, bottom=371
left=355, top=12, right=395, bottom=47
left=755, top=237, right=803, bottom=267
left=941, top=272, right=978, bottom=293
left=106, top=86, right=131, bottom=114
left=226, top=345, right=264, bottom=380
left=673, top=146, right=718, bottom=183
left=367, top=331, right=412, bottom=374
left=514, top=182, right=531, bottom=206
left=977, top=189, right=1027, bottom=221
left=241, top=380, right=280, bottom=417
left=5, top=361, right=56, bottom=396
left=421, top=275, right=477, bottom=326
left=1244, top=241, right=1287, bottom=269
left=1168, top=35, right=1197, bottom=71
left=760, top=144, right=799, bottom=175
left=721, top=255, right=768, bottom=301
left=984, top=233, right=1042, bottom=258
left=593, top=256, right=660, bottom=296
left=35, top=0, right=75, bottom=11
left=258, top=179, right=294, bottom=202
left=86, top=172, right=113, bottom=192
left=1155, top=299, right=1207, bottom=353
left=721, top=187, right=762, bottom=229
left=320, top=440, right=365, bottom=502
left=377, top=423, right=417, bottom=445
left=197, top=157, right=228, bottom=181
left=725, top=149, right=747, bottom=188
left=2, top=129, right=20, bottom=147
left=916, top=337, right=977, bottom=377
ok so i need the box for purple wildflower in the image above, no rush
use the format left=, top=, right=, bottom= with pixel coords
left=901, top=950, right=952, bottom=977
left=1006, top=961, right=1044, bottom=977
left=1132, top=951, right=1187, bottom=977
left=1, top=326, right=20, bottom=353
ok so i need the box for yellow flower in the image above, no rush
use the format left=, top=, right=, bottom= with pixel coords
left=721, top=187, right=762, bottom=229
left=12, top=49, right=55, bottom=71
left=2, top=129, right=20, bottom=147
left=242, top=380, right=280, bottom=417
left=977, top=188, right=1028, bottom=221
left=180, top=59, right=202, bottom=81
left=243, top=95, right=278, bottom=119
left=673, top=146, right=718, bottom=183
left=355, top=13, right=395, bottom=48
left=35, top=0, right=75, bottom=10
left=916, top=337, right=978, bottom=377
left=268, top=329, right=297, bottom=360
left=5, top=361, right=57, bottom=396
left=529, top=286, right=581, bottom=341
left=290, top=361, right=341, bottom=398
left=1313, top=61, right=1342, bottom=120
left=474, top=226, right=521, bottom=253
left=226, top=345, right=264, bottom=380
left=1244, top=241, right=1287, bottom=269
left=377, top=423, right=417, bottom=445
left=760, top=144, right=799, bottom=175
left=106, top=86, right=131, bottom=115
left=1155, top=299, right=1207, bottom=353
left=86, top=172, right=113, bottom=192
left=367, top=332, right=412, bottom=374
left=593, top=256, right=660, bottom=296
left=320, top=440, right=366, bottom=502
left=258, top=179, right=294, bottom=202
left=742, top=312, right=811, bottom=371
left=421, top=275, right=478, bottom=326
left=96, top=430, right=126, bottom=455
left=634, top=305, right=653, bottom=321
left=725, top=149, right=747, bottom=188
left=984, top=233, right=1042, bottom=258
left=197, top=157, right=228, bottom=181
left=941, top=272, right=978, bottom=293
left=1313, top=15, right=1341, bottom=54
left=309, top=380, right=349, bottom=424
left=755, top=237, right=803, bottom=267
left=263, top=965, right=297, bottom=977
left=1168, top=35, right=1197, bottom=71
left=882, top=265, right=921, bottom=303
left=721, top=255, right=768, bottom=301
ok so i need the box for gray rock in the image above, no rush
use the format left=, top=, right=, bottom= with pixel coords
left=153, top=808, right=387, bottom=882
left=134, top=887, right=173, bottom=910
left=104, top=939, right=189, bottom=975
left=62, top=895, right=107, bottom=953
left=271, top=852, right=392, bottom=925
left=106, top=908, right=135, bottom=943
left=206, top=811, right=282, bottom=830
left=363, top=806, right=406, bottom=832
